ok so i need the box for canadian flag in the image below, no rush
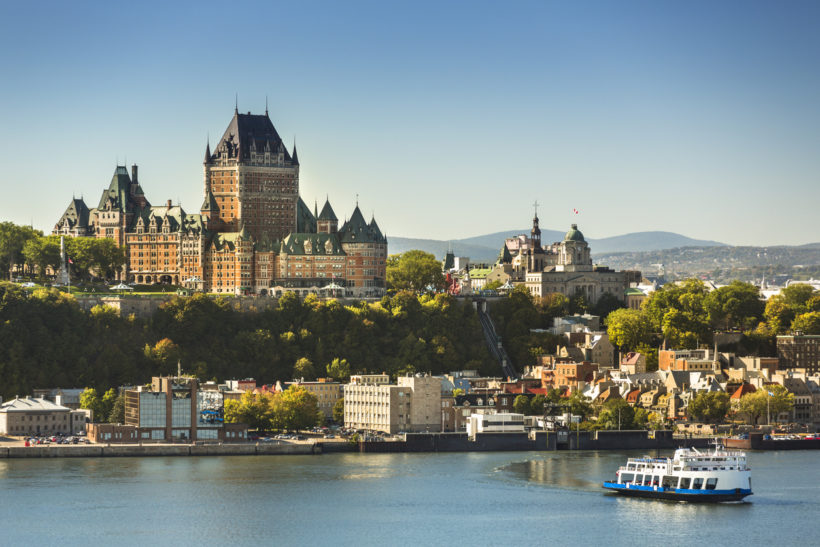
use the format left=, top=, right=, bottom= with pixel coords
left=68, top=257, right=73, bottom=264
left=572, top=208, right=579, bottom=215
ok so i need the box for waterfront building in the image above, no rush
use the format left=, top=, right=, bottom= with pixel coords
left=285, top=378, right=342, bottom=420
left=343, top=374, right=443, bottom=434
left=31, top=387, right=86, bottom=410
left=52, top=108, right=387, bottom=297
left=465, top=412, right=525, bottom=436
left=122, top=376, right=247, bottom=443
left=0, top=396, right=87, bottom=436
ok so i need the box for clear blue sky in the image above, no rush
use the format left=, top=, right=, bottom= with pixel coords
left=1, top=0, right=818, bottom=246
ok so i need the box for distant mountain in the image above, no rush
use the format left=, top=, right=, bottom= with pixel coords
left=388, top=229, right=726, bottom=263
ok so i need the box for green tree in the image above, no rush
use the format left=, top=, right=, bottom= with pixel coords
left=529, top=394, right=547, bottom=416
left=386, top=250, right=445, bottom=293
left=568, top=392, right=594, bottom=420
left=294, top=357, right=316, bottom=380
left=704, top=281, right=765, bottom=331
left=764, top=295, right=795, bottom=334
left=597, top=399, right=634, bottom=430
left=606, top=308, right=652, bottom=352
left=644, top=279, right=711, bottom=348
left=687, top=391, right=731, bottom=424
left=781, top=283, right=815, bottom=313
left=101, top=388, right=118, bottom=422
left=224, top=392, right=272, bottom=431
left=276, top=386, right=323, bottom=431
left=737, top=386, right=794, bottom=425
left=513, top=394, right=531, bottom=415
left=325, top=357, right=351, bottom=381
left=79, top=388, right=104, bottom=422
left=452, top=388, right=465, bottom=397
left=108, top=392, right=125, bottom=424
left=332, top=397, right=345, bottom=424
left=22, top=236, right=61, bottom=281
left=791, top=311, right=820, bottom=335
left=0, top=222, right=41, bottom=279
left=592, top=291, right=625, bottom=319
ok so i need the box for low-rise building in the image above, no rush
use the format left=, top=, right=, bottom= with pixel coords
left=465, top=412, right=525, bottom=436
left=123, top=376, right=247, bottom=443
left=0, top=397, right=87, bottom=436
left=286, top=378, right=342, bottom=420
left=343, top=374, right=442, bottom=434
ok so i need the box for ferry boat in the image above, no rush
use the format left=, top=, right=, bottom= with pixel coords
left=602, top=442, right=752, bottom=502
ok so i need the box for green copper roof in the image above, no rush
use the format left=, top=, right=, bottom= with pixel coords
left=564, top=223, right=585, bottom=242
left=318, top=199, right=338, bottom=221
left=280, top=233, right=346, bottom=256
left=296, top=197, right=317, bottom=233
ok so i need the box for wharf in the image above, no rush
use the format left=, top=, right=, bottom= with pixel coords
left=724, top=433, right=820, bottom=451
left=0, top=442, right=320, bottom=458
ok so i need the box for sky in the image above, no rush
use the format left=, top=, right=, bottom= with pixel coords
left=1, top=0, right=819, bottom=247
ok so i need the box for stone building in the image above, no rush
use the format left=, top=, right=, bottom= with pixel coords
left=777, top=335, right=820, bottom=375
left=343, top=374, right=443, bottom=434
left=53, top=108, right=387, bottom=297
left=473, top=207, right=639, bottom=305
left=0, top=397, right=87, bottom=436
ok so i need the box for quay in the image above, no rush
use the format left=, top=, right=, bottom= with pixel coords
left=0, top=441, right=321, bottom=459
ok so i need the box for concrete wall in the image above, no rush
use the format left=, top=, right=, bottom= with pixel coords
left=0, top=442, right=317, bottom=458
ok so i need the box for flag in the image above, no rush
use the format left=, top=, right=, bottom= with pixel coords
left=768, top=391, right=774, bottom=396
left=572, top=208, right=579, bottom=215
left=68, top=257, right=73, bottom=264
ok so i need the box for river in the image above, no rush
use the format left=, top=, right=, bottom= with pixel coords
left=1, top=450, right=816, bottom=545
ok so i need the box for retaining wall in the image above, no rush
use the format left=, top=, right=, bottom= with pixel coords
left=0, top=442, right=316, bottom=459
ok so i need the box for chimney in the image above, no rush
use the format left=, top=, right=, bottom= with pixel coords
left=131, top=164, right=138, bottom=183
left=167, top=199, right=172, bottom=208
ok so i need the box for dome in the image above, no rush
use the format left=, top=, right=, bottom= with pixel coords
left=564, top=223, right=585, bottom=242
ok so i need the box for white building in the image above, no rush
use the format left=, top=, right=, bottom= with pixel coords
left=466, top=412, right=525, bottom=436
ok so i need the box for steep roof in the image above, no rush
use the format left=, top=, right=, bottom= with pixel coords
left=56, top=198, right=91, bottom=229
left=296, top=197, right=317, bottom=233
left=200, top=190, right=218, bottom=212
left=97, top=166, right=132, bottom=211
left=318, top=199, right=337, bottom=221
left=339, top=206, right=385, bottom=244
left=209, top=111, right=294, bottom=164
left=280, top=233, right=346, bottom=256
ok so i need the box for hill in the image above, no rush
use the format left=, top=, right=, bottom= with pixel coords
left=389, top=229, right=725, bottom=263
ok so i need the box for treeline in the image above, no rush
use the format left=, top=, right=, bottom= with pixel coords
left=606, top=280, right=820, bottom=359
left=0, top=221, right=125, bottom=281
left=0, top=284, right=495, bottom=400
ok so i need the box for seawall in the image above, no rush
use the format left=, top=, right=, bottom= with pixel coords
left=0, top=442, right=319, bottom=459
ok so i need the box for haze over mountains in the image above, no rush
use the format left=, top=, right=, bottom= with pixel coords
left=389, top=229, right=726, bottom=263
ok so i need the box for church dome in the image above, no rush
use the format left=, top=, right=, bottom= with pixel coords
left=565, top=224, right=585, bottom=242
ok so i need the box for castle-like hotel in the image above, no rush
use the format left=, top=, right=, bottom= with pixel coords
left=53, top=108, right=387, bottom=296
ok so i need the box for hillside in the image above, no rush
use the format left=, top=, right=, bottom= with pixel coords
left=389, top=229, right=725, bottom=263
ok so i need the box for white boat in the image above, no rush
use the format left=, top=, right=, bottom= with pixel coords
left=603, top=442, right=752, bottom=502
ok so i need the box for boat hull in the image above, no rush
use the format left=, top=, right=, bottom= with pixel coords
left=602, top=482, right=752, bottom=502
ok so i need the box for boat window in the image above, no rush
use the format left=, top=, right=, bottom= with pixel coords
left=620, top=473, right=634, bottom=484
left=634, top=474, right=643, bottom=485
left=705, top=478, right=718, bottom=490
left=643, top=475, right=652, bottom=486
left=679, top=477, right=691, bottom=489
left=662, top=476, right=676, bottom=488
left=692, top=477, right=704, bottom=490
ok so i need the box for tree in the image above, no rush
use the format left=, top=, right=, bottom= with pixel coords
left=764, top=295, right=795, bottom=335
left=513, top=395, right=531, bottom=415
left=529, top=394, right=547, bottom=416
left=101, top=388, right=118, bottom=422
left=325, top=357, right=351, bottom=381
left=22, top=236, right=61, bottom=281
left=293, top=357, right=316, bottom=380
left=277, top=386, right=323, bottom=431
left=332, top=398, right=345, bottom=424
left=452, top=388, right=465, bottom=397
left=79, top=388, right=104, bottom=422
left=781, top=284, right=815, bottom=313
left=108, top=392, right=125, bottom=424
left=606, top=308, right=652, bottom=352
left=568, top=392, right=593, bottom=421
left=687, top=391, right=731, bottom=424
left=386, top=250, right=445, bottom=293
left=791, top=311, right=820, bottom=335
left=592, top=291, right=624, bottom=319
left=643, top=279, right=711, bottom=348
left=224, top=392, right=272, bottom=431
left=597, top=399, right=634, bottom=430
left=704, top=281, right=765, bottom=331
left=0, top=222, right=41, bottom=279
left=737, top=386, right=794, bottom=425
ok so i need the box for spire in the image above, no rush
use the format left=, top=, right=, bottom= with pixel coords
left=204, top=138, right=211, bottom=163
left=265, top=95, right=269, bottom=116
left=314, top=200, right=318, bottom=218
left=235, top=93, right=238, bottom=114
left=292, top=139, right=299, bottom=165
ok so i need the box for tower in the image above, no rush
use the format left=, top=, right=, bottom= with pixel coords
left=530, top=200, right=541, bottom=250
left=202, top=108, right=300, bottom=242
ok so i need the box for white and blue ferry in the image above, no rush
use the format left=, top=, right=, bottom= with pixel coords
left=603, top=443, right=752, bottom=502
